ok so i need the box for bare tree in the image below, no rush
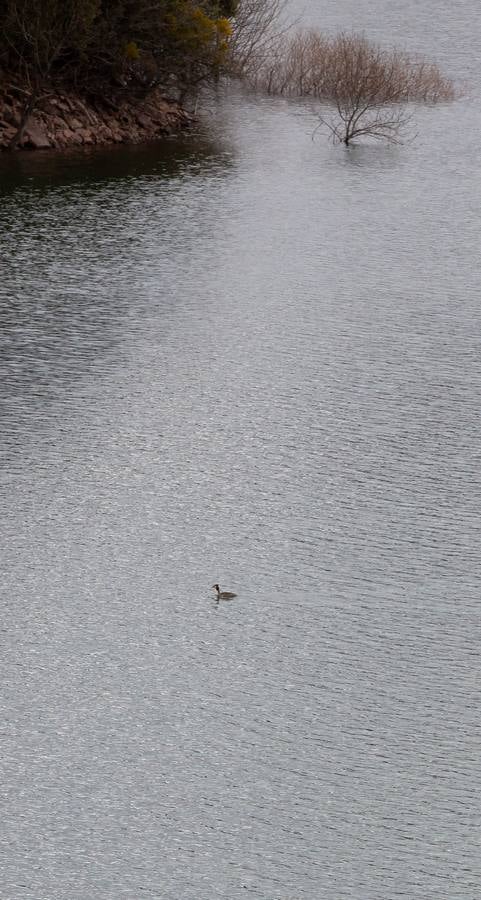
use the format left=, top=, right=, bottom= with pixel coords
left=239, top=27, right=330, bottom=96
left=4, top=0, right=97, bottom=148
left=318, top=34, right=412, bottom=146
left=238, top=26, right=456, bottom=145
left=227, top=0, right=290, bottom=82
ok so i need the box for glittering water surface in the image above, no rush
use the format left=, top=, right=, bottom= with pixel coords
left=1, top=2, right=481, bottom=898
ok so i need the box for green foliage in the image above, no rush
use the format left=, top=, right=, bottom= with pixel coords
left=162, top=1, right=233, bottom=86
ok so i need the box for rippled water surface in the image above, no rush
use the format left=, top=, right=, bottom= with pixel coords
left=2, top=2, right=481, bottom=898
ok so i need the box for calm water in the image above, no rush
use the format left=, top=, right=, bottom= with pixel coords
left=2, top=2, right=481, bottom=898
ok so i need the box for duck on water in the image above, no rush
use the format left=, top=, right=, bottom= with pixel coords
left=212, top=584, right=237, bottom=600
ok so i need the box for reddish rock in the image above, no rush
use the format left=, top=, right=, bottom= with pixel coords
left=42, top=100, right=61, bottom=116
left=23, top=121, right=51, bottom=149
left=100, top=126, right=115, bottom=141
left=79, top=129, right=94, bottom=144
left=68, top=117, right=84, bottom=130
left=1, top=83, right=193, bottom=152
left=2, top=107, right=18, bottom=126
left=60, top=127, right=75, bottom=142
left=0, top=125, right=16, bottom=148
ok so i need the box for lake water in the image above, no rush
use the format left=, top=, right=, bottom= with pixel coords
left=1, top=2, right=481, bottom=898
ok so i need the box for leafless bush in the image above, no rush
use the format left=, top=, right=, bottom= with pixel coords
left=239, top=27, right=456, bottom=145
left=401, top=58, right=456, bottom=103
left=242, top=28, right=329, bottom=95
left=227, top=0, right=290, bottom=82
left=319, top=34, right=411, bottom=145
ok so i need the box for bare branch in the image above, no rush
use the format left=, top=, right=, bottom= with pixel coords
left=239, top=27, right=456, bottom=145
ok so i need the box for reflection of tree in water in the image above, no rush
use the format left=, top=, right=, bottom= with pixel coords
left=0, top=131, right=232, bottom=196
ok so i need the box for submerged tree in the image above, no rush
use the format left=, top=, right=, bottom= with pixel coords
left=239, top=27, right=456, bottom=146
left=0, top=2, right=456, bottom=149
left=319, top=34, right=412, bottom=146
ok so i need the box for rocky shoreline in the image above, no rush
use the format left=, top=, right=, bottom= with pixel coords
left=0, top=85, right=194, bottom=152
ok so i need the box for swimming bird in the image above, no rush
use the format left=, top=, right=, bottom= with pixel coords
left=212, top=583, right=237, bottom=600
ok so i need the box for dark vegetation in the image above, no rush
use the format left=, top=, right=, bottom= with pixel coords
left=0, top=0, right=238, bottom=146
left=0, top=0, right=457, bottom=149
